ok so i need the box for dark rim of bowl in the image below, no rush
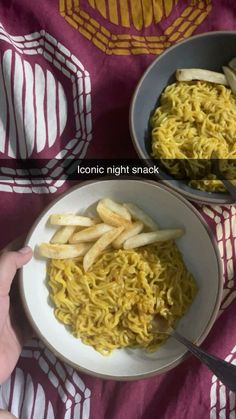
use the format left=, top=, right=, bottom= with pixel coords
left=19, top=178, right=223, bottom=381
left=129, top=30, right=236, bottom=205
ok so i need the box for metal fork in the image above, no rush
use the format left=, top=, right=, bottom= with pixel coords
left=211, top=153, right=236, bottom=201
left=153, top=315, right=236, bottom=392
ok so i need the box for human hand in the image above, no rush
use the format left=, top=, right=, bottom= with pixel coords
left=0, top=244, right=33, bottom=384
left=0, top=410, right=17, bottom=418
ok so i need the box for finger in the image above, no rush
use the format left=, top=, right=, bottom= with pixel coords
left=0, top=247, right=32, bottom=297
left=0, top=411, right=18, bottom=419
left=0, top=235, right=26, bottom=254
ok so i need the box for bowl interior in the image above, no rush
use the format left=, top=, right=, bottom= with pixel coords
left=21, top=179, right=222, bottom=379
left=130, top=31, right=236, bottom=204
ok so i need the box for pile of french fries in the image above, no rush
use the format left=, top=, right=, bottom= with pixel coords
left=176, top=56, right=236, bottom=95
left=39, top=198, right=184, bottom=272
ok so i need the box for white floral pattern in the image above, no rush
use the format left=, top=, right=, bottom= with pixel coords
left=0, top=23, right=92, bottom=194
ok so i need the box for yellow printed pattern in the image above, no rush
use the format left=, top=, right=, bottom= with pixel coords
left=59, top=0, right=212, bottom=55
left=87, top=0, right=179, bottom=30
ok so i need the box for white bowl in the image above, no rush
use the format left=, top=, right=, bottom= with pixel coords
left=20, top=179, right=223, bottom=380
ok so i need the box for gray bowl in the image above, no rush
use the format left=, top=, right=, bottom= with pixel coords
left=130, top=31, right=236, bottom=204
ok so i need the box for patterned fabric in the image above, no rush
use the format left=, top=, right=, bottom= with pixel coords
left=0, top=0, right=236, bottom=418
left=59, top=0, right=212, bottom=54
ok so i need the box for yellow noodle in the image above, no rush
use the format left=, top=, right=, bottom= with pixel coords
left=151, top=81, right=236, bottom=192
left=48, top=241, right=197, bottom=355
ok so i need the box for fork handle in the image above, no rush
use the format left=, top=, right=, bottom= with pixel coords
left=221, top=179, right=236, bottom=201
left=172, top=330, right=236, bottom=392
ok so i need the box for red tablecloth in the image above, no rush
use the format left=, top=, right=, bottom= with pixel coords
left=1, top=0, right=236, bottom=418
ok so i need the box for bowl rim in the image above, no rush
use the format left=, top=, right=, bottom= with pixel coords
left=129, top=30, right=236, bottom=205
left=20, top=178, right=224, bottom=381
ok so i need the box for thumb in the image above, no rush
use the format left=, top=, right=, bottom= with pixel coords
left=0, top=247, right=32, bottom=297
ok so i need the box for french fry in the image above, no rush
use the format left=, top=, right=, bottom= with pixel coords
left=50, top=213, right=95, bottom=227
left=69, top=223, right=114, bottom=243
left=39, top=242, right=92, bottom=259
left=123, top=229, right=184, bottom=249
left=50, top=226, right=77, bottom=244
left=123, top=203, right=159, bottom=231
left=222, top=66, right=236, bottom=95
left=97, top=201, right=131, bottom=228
left=101, top=198, right=131, bottom=221
left=175, top=68, right=229, bottom=85
left=83, top=227, right=124, bottom=272
left=228, top=57, right=236, bottom=72
left=112, top=221, right=144, bottom=249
